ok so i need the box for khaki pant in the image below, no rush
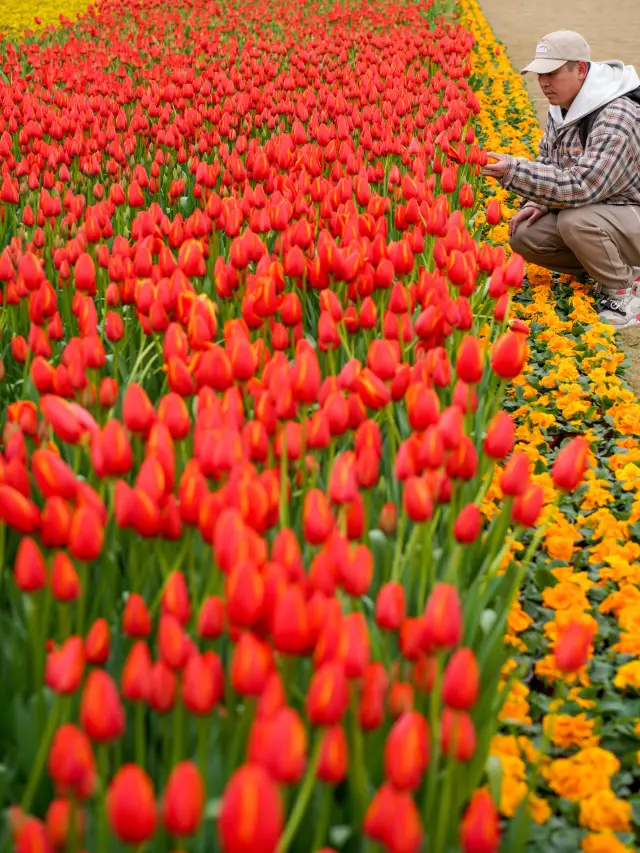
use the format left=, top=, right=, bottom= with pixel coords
left=509, top=204, right=640, bottom=293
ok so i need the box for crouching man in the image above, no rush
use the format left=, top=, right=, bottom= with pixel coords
left=483, top=30, right=640, bottom=328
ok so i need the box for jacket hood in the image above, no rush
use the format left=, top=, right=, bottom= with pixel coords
left=549, top=60, right=640, bottom=128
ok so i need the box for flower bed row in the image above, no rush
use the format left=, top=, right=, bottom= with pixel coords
left=0, top=0, right=599, bottom=851
left=463, top=1, right=640, bottom=850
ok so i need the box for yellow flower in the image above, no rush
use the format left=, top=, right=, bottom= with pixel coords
left=528, top=794, right=552, bottom=825
left=542, top=581, right=589, bottom=612
left=507, top=598, right=533, bottom=633
left=579, top=790, right=632, bottom=833
left=544, top=748, right=619, bottom=801
left=582, top=832, right=635, bottom=853
left=544, top=713, right=599, bottom=749
left=613, top=660, right=640, bottom=691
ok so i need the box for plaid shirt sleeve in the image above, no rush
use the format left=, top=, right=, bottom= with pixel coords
left=500, top=102, right=638, bottom=208
left=536, top=113, right=554, bottom=165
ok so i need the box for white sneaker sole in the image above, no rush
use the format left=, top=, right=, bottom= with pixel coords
left=599, top=314, right=640, bottom=329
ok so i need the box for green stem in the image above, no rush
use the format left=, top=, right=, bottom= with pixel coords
left=279, top=426, right=289, bottom=529
left=348, top=699, right=368, bottom=829
left=135, top=701, right=145, bottom=767
left=310, top=784, right=333, bottom=852
left=279, top=736, right=323, bottom=853
left=21, top=697, right=60, bottom=812
left=390, top=509, right=408, bottom=584
left=423, top=654, right=442, bottom=826
left=97, top=745, right=109, bottom=853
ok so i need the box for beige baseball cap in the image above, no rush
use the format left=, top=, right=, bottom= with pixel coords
left=521, top=30, right=591, bottom=74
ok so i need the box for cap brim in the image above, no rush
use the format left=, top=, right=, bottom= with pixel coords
left=521, top=58, right=567, bottom=74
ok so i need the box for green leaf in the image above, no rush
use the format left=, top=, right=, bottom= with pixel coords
left=534, top=567, right=559, bottom=591
left=486, top=755, right=503, bottom=806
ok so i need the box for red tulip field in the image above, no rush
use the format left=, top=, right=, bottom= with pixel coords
left=1, top=0, right=639, bottom=851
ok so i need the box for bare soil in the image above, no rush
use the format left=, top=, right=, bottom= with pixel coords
left=479, top=0, right=640, bottom=395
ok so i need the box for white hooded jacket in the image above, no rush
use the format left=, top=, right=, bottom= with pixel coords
left=500, top=60, right=640, bottom=208
left=550, top=60, right=640, bottom=133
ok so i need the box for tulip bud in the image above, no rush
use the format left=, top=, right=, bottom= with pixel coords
left=442, top=648, right=480, bottom=710
left=161, top=571, right=191, bottom=625
left=249, top=706, right=307, bottom=783
left=272, top=584, right=310, bottom=655
left=378, top=501, right=397, bottom=535
left=48, top=723, right=96, bottom=799
left=454, top=503, right=482, bottom=544
left=218, top=764, right=283, bottom=853
left=359, top=662, right=388, bottom=731
left=500, top=451, right=530, bottom=496
left=460, top=789, right=501, bottom=853
left=85, top=617, right=110, bottom=664
left=456, top=335, right=483, bottom=384
left=555, top=621, right=595, bottom=672
left=491, top=331, right=528, bottom=379
left=231, top=632, right=272, bottom=696
left=107, top=765, right=157, bottom=845
left=511, top=482, right=544, bottom=527
left=46, top=636, right=85, bottom=695
left=123, top=593, right=152, bottom=637
left=403, top=476, right=433, bottom=522
left=14, top=536, right=47, bottom=593
left=46, top=798, right=85, bottom=849
left=551, top=437, right=589, bottom=492
left=384, top=711, right=430, bottom=790
left=441, top=709, right=477, bottom=761
left=317, top=725, right=348, bottom=784
left=51, top=553, right=80, bottom=602
left=424, top=583, right=462, bottom=649
left=80, top=670, right=125, bottom=744
left=198, top=596, right=225, bottom=639
left=307, top=661, right=349, bottom=725
left=163, top=761, right=205, bottom=837
left=150, top=660, right=177, bottom=713
left=364, top=783, right=423, bottom=853
left=375, top=582, right=406, bottom=631
left=303, top=488, right=335, bottom=545
left=486, top=199, right=503, bottom=226
left=483, top=411, right=515, bottom=459
left=121, top=641, right=153, bottom=703
left=182, top=651, right=224, bottom=714
left=388, top=681, right=414, bottom=718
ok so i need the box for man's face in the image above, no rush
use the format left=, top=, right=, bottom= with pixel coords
left=537, top=61, right=588, bottom=108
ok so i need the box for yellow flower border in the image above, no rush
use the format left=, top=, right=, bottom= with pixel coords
left=462, top=0, right=640, bottom=849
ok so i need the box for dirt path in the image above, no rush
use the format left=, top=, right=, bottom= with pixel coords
left=478, top=0, right=640, bottom=395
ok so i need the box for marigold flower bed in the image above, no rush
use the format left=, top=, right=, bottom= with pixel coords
left=464, top=1, right=640, bottom=850
left=0, top=0, right=632, bottom=852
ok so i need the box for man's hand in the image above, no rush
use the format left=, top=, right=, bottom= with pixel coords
left=508, top=204, right=549, bottom=236
left=482, top=152, right=509, bottom=180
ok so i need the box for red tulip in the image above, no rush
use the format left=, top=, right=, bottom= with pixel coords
left=460, top=789, right=501, bottom=853
left=491, top=331, right=528, bottom=379
left=384, top=711, right=430, bottom=790
left=80, top=670, right=125, bottom=742
left=551, top=437, right=589, bottom=492
left=307, top=661, right=349, bottom=725
left=484, top=411, right=514, bottom=459
left=14, top=536, right=47, bottom=593
left=218, top=764, right=283, bottom=853
left=375, top=582, right=406, bottom=631
left=441, top=709, right=477, bottom=761
left=424, top=583, right=462, bottom=649
left=48, top=724, right=96, bottom=799
left=442, top=648, right=480, bottom=710
left=163, top=761, right=205, bottom=837
left=555, top=621, right=595, bottom=672
left=107, top=765, right=157, bottom=845
left=317, top=724, right=348, bottom=783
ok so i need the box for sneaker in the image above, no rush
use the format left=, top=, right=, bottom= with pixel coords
left=598, top=288, right=640, bottom=327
